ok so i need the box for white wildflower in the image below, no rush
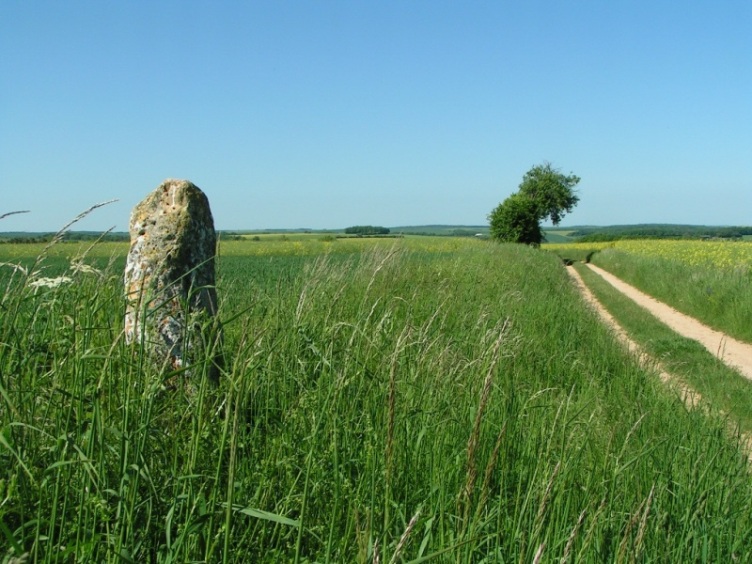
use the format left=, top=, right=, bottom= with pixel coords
left=28, top=276, right=73, bottom=289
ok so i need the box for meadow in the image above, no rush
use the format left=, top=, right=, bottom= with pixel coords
left=2, top=236, right=752, bottom=561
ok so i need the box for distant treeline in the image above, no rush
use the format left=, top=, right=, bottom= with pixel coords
left=344, top=225, right=391, bottom=235
left=392, top=225, right=489, bottom=237
left=573, top=225, right=752, bottom=242
left=1, top=231, right=267, bottom=243
left=217, top=232, right=247, bottom=241
left=0, top=231, right=130, bottom=244
left=397, top=229, right=484, bottom=237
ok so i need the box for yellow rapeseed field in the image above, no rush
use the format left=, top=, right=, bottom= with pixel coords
left=545, top=239, right=752, bottom=270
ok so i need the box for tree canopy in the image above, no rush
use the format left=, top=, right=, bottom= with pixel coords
left=489, top=163, right=580, bottom=246
left=344, top=225, right=390, bottom=235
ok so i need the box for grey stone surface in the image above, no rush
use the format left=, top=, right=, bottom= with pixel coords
left=124, top=179, right=222, bottom=386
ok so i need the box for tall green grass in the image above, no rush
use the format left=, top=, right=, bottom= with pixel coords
left=1, top=242, right=752, bottom=561
left=591, top=248, right=752, bottom=342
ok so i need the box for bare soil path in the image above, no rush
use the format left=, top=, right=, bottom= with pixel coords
left=565, top=265, right=699, bottom=406
left=584, top=263, right=752, bottom=381
left=566, top=264, right=752, bottom=461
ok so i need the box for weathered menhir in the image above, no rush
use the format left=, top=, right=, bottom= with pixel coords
left=124, top=179, right=222, bottom=387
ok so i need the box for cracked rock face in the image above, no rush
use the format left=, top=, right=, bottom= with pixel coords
left=124, top=179, right=222, bottom=385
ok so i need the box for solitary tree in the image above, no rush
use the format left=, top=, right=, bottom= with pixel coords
left=489, top=162, right=580, bottom=246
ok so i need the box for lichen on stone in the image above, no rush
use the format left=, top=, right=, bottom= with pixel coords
left=124, top=179, right=223, bottom=387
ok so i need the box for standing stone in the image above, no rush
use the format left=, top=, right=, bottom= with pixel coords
left=124, top=179, right=222, bottom=386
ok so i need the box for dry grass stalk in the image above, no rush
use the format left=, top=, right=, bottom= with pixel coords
left=461, top=319, right=510, bottom=516
left=633, top=484, right=655, bottom=559
left=616, top=488, right=653, bottom=563
left=388, top=509, right=420, bottom=564
left=363, top=247, right=399, bottom=299
left=476, top=421, right=508, bottom=514
left=0, top=210, right=30, bottom=220
left=386, top=326, right=411, bottom=487
left=43, top=199, right=118, bottom=251
left=577, top=497, right=607, bottom=560
left=535, top=461, right=561, bottom=525
left=560, top=508, right=587, bottom=564
left=532, top=542, right=546, bottom=564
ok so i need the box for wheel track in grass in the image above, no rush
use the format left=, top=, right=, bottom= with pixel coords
left=584, top=263, right=752, bottom=382
left=565, top=264, right=752, bottom=462
left=565, top=266, right=700, bottom=406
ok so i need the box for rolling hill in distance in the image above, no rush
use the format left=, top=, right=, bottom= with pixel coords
left=2, top=224, right=752, bottom=244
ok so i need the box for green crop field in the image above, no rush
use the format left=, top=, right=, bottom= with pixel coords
left=2, top=237, right=752, bottom=562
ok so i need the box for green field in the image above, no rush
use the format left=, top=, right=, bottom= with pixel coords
left=2, top=237, right=752, bottom=561
left=541, top=230, right=576, bottom=244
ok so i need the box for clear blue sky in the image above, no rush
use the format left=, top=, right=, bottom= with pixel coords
left=2, top=1, right=750, bottom=232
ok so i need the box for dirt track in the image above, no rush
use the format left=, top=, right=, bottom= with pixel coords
left=583, top=263, right=752, bottom=381
left=565, top=265, right=700, bottom=406
left=566, top=263, right=752, bottom=460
